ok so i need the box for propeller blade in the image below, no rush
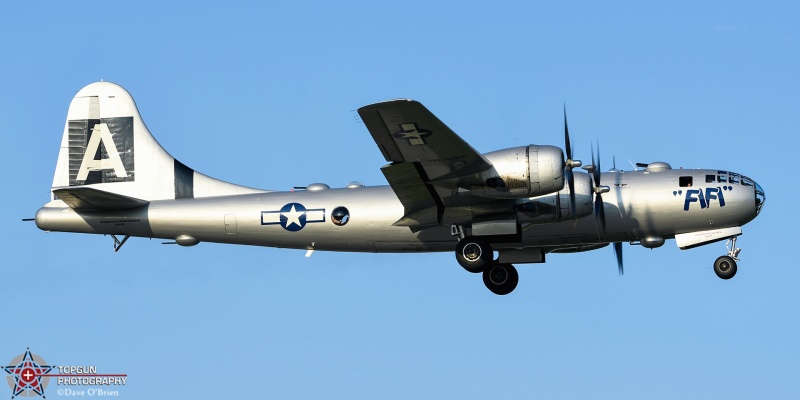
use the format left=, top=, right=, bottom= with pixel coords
left=592, top=142, right=606, bottom=239
left=563, top=107, right=577, bottom=220
left=566, top=168, right=576, bottom=218
left=595, top=193, right=606, bottom=238
left=614, top=242, right=623, bottom=276
left=564, top=106, right=572, bottom=161
left=589, top=143, right=598, bottom=185
left=594, top=142, right=601, bottom=187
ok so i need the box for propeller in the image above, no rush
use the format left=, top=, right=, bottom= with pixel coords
left=582, top=142, right=624, bottom=276
left=610, top=157, right=623, bottom=275
left=583, top=142, right=610, bottom=239
left=563, top=107, right=581, bottom=220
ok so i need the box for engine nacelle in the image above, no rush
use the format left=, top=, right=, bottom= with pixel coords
left=483, top=145, right=565, bottom=198
left=516, top=172, right=594, bottom=224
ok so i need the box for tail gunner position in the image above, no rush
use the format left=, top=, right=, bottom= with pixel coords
left=33, top=82, right=766, bottom=295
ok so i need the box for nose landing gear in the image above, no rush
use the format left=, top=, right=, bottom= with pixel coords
left=714, top=237, right=741, bottom=280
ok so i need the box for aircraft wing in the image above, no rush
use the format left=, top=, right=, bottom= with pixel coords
left=52, top=187, right=150, bottom=210
left=358, top=100, right=501, bottom=228
left=358, top=99, right=495, bottom=182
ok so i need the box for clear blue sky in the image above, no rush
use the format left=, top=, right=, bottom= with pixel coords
left=2, top=1, right=797, bottom=399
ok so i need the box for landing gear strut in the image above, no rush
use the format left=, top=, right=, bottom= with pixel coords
left=714, top=237, right=741, bottom=280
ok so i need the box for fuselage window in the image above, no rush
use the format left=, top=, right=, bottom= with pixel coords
left=331, top=206, right=350, bottom=226
left=706, top=174, right=716, bottom=183
left=679, top=176, right=693, bottom=187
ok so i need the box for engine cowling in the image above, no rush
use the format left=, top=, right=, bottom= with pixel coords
left=516, top=172, right=594, bottom=224
left=482, top=145, right=565, bottom=198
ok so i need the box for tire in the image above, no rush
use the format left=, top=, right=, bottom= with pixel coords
left=455, top=237, right=493, bottom=273
left=482, top=263, right=519, bottom=295
left=714, top=256, right=737, bottom=280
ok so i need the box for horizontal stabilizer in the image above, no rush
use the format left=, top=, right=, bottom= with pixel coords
left=52, top=187, right=149, bottom=211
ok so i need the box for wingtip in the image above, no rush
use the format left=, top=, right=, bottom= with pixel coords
left=358, top=98, right=418, bottom=112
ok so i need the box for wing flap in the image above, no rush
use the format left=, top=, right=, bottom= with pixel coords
left=52, top=187, right=150, bottom=210
left=381, top=162, right=441, bottom=227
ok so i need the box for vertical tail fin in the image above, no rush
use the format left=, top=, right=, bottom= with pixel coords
left=47, top=82, right=263, bottom=206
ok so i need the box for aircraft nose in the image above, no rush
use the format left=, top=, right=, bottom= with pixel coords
left=754, top=180, right=766, bottom=215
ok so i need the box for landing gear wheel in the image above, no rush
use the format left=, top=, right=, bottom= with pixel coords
left=456, top=237, right=493, bottom=273
left=483, top=263, right=518, bottom=295
left=714, top=256, right=737, bottom=280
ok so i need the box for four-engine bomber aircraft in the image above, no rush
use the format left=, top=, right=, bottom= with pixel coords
left=33, top=82, right=766, bottom=294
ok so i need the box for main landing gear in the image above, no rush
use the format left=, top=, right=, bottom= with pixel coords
left=483, top=263, right=518, bottom=295
left=455, top=236, right=519, bottom=295
left=713, top=236, right=741, bottom=280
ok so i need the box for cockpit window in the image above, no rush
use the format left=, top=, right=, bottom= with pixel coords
left=741, top=176, right=754, bottom=188
left=706, top=175, right=716, bottom=183
left=679, top=176, right=693, bottom=187
left=730, top=173, right=740, bottom=185
left=718, top=173, right=727, bottom=183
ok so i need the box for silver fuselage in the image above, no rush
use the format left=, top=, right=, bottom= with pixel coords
left=36, top=168, right=764, bottom=253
